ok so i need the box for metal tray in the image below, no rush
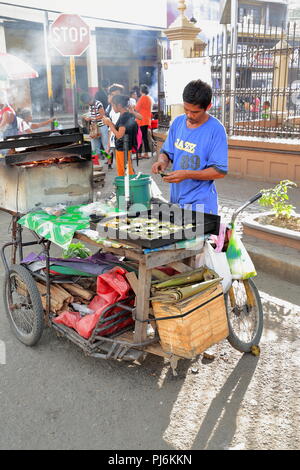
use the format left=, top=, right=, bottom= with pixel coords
left=106, top=204, right=220, bottom=250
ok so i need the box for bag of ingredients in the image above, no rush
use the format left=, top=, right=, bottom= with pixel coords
left=89, top=121, right=100, bottom=139
left=196, top=240, right=232, bottom=293
left=226, top=225, right=257, bottom=280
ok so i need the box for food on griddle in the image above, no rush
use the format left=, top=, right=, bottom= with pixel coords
left=99, top=215, right=193, bottom=240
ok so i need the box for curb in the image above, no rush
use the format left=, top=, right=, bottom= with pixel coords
left=244, top=240, right=300, bottom=285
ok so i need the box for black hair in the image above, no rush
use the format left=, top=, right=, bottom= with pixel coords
left=112, top=94, right=129, bottom=108
left=140, top=84, right=149, bottom=95
left=182, top=80, right=212, bottom=110
left=81, top=92, right=93, bottom=104
left=20, top=108, right=32, bottom=119
left=101, top=79, right=110, bottom=88
left=108, top=83, right=124, bottom=94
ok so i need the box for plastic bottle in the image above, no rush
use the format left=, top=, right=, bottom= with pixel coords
left=100, top=150, right=112, bottom=160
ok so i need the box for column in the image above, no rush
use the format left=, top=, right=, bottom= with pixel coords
left=87, top=29, right=99, bottom=97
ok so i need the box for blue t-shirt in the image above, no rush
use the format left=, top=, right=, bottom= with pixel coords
left=161, top=114, right=228, bottom=214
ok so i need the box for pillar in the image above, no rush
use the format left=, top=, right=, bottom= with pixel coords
left=163, top=0, right=201, bottom=120
left=272, top=39, right=291, bottom=122
left=87, top=28, right=99, bottom=97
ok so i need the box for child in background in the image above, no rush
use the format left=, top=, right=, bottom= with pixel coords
left=262, top=100, right=271, bottom=119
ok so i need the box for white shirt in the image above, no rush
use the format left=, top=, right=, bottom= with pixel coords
left=17, top=117, right=31, bottom=134
left=108, top=108, right=120, bottom=148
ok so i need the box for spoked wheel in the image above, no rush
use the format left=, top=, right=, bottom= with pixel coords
left=3, top=265, right=44, bottom=346
left=225, top=278, right=263, bottom=353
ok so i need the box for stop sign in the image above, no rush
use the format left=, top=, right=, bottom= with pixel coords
left=50, top=14, right=91, bottom=57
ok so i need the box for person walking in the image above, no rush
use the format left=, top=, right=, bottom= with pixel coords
left=152, top=80, right=228, bottom=215
left=105, top=83, right=124, bottom=169
left=135, top=84, right=153, bottom=159
left=102, top=94, right=142, bottom=177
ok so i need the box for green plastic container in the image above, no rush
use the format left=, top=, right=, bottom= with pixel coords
left=114, top=174, right=152, bottom=210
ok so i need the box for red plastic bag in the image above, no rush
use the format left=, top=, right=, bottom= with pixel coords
left=53, top=267, right=134, bottom=339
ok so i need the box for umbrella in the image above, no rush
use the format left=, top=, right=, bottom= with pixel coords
left=0, top=53, right=38, bottom=80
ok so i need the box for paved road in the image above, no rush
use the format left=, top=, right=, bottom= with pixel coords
left=0, top=159, right=299, bottom=450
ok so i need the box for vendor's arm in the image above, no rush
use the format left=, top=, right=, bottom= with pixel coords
left=163, top=167, right=226, bottom=183
left=152, top=152, right=171, bottom=174
left=152, top=122, right=176, bottom=174
left=31, top=117, right=54, bottom=129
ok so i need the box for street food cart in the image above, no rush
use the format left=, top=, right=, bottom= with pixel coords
left=0, top=129, right=264, bottom=373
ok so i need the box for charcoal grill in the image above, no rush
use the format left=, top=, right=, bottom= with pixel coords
left=0, top=128, right=93, bottom=213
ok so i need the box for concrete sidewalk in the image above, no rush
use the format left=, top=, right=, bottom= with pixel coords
left=99, top=155, right=300, bottom=284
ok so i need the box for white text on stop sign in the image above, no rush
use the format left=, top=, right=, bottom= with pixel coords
left=52, top=26, right=88, bottom=43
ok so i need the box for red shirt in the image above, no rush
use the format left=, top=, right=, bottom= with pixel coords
left=135, top=95, right=153, bottom=127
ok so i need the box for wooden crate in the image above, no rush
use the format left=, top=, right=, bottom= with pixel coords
left=152, top=284, right=228, bottom=359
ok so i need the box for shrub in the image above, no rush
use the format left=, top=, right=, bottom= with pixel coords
left=259, top=180, right=297, bottom=219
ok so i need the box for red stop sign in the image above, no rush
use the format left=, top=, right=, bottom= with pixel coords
left=50, top=14, right=90, bottom=57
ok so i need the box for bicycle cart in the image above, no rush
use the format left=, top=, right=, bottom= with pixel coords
left=0, top=193, right=264, bottom=372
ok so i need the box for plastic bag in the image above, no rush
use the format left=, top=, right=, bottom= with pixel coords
left=226, top=225, right=257, bottom=280
left=196, top=240, right=232, bottom=293
left=53, top=267, right=134, bottom=338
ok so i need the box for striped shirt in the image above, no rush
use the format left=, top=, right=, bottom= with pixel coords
left=89, top=100, right=105, bottom=127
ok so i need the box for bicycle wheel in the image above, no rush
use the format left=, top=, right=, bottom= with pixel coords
left=3, top=264, right=44, bottom=346
left=225, top=278, right=263, bottom=353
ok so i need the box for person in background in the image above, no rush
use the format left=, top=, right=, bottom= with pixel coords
left=81, top=93, right=108, bottom=164
left=102, top=94, right=142, bottom=177
left=132, top=85, right=141, bottom=100
left=152, top=80, right=228, bottom=215
left=129, top=90, right=138, bottom=108
left=135, top=84, right=153, bottom=159
left=250, top=96, right=260, bottom=119
left=262, top=100, right=271, bottom=120
left=105, top=83, right=124, bottom=169
left=0, top=90, right=18, bottom=141
left=95, top=79, right=109, bottom=111
left=17, top=108, right=55, bottom=134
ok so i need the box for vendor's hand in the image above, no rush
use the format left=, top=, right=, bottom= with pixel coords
left=152, top=161, right=168, bottom=174
left=163, top=170, right=190, bottom=183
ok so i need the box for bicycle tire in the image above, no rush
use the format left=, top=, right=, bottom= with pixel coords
left=225, top=278, right=263, bottom=353
left=3, top=264, right=44, bottom=346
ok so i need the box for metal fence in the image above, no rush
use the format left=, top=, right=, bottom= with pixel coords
left=158, top=21, right=300, bottom=140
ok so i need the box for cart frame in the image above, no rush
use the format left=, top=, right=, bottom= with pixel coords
left=0, top=193, right=264, bottom=370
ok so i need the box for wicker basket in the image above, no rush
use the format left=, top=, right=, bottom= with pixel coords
left=152, top=284, right=228, bottom=359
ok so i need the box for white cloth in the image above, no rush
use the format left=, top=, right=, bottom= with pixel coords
left=108, top=108, right=120, bottom=148
left=17, top=117, right=31, bottom=134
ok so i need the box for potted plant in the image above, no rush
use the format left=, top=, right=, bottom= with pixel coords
left=242, top=180, right=300, bottom=249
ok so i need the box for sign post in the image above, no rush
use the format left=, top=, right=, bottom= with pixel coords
left=50, top=14, right=91, bottom=127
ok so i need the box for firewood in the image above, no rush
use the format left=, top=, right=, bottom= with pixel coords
left=61, top=283, right=94, bottom=301
left=36, top=282, right=73, bottom=313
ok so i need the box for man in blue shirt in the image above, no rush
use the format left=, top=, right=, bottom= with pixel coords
left=152, top=80, right=228, bottom=214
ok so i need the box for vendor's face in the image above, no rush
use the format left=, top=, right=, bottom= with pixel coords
left=183, top=102, right=209, bottom=125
